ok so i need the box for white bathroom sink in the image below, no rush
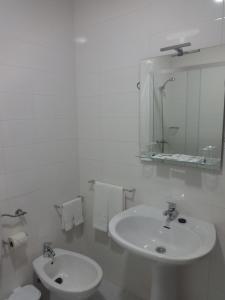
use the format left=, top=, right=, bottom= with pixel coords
left=33, top=248, right=103, bottom=300
left=109, top=205, right=216, bottom=265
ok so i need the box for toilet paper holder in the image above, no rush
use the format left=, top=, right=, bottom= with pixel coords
left=2, top=232, right=28, bottom=248
left=1, top=209, right=27, bottom=218
left=2, top=239, right=13, bottom=247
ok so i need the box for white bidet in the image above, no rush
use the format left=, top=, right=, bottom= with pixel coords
left=33, top=248, right=103, bottom=300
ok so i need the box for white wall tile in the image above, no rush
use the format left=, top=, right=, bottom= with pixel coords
left=1, top=120, right=35, bottom=147
left=79, top=158, right=104, bottom=191
left=36, top=140, right=75, bottom=166
left=78, top=139, right=103, bottom=161
left=31, top=70, right=59, bottom=95
left=73, top=0, right=152, bottom=28
left=103, top=66, right=138, bottom=94
left=147, top=0, right=223, bottom=36
left=102, top=117, right=138, bottom=142
left=4, top=145, right=36, bottom=173
left=75, top=25, right=104, bottom=73
left=0, top=66, right=32, bottom=93
left=54, top=96, right=75, bottom=119
left=0, top=174, right=7, bottom=200
left=101, top=92, right=138, bottom=117
left=76, top=71, right=102, bottom=97
left=0, top=39, right=50, bottom=70
left=33, top=94, right=56, bottom=119
left=0, top=0, right=75, bottom=45
left=53, top=119, right=76, bottom=140
left=5, top=170, right=39, bottom=199
left=36, top=95, right=75, bottom=120
left=103, top=141, right=139, bottom=166
left=34, top=119, right=76, bottom=142
left=78, top=115, right=102, bottom=140
left=0, top=92, right=33, bottom=120
left=78, top=96, right=101, bottom=118
left=0, top=1, right=79, bottom=299
left=99, top=11, right=150, bottom=70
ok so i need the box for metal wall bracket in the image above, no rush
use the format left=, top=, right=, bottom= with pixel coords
left=1, top=209, right=27, bottom=218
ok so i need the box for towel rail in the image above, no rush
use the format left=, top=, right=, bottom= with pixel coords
left=88, top=180, right=136, bottom=210
left=88, top=180, right=136, bottom=193
left=54, top=195, right=84, bottom=210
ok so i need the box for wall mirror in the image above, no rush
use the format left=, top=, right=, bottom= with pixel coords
left=139, top=45, right=225, bottom=170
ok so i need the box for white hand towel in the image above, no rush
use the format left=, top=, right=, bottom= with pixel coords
left=93, top=181, right=110, bottom=232
left=73, top=196, right=84, bottom=226
left=62, top=197, right=84, bottom=231
left=93, top=181, right=124, bottom=232
left=108, top=184, right=124, bottom=222
left=0, top=216, right=2, bottom=259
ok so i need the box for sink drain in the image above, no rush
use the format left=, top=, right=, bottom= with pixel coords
left=155, top=246, right=166, bottom=254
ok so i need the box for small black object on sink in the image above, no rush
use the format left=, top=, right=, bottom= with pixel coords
left=178, top=218, right=187, bottom=224
left=55, top=277, right=63, bottom=284
left=155, top=246, right=166, bottom=254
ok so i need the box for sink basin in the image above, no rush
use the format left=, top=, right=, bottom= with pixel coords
left=109, top=205, right=216, bottom=265
left=109, top=205, right=216, bottom=300
left=33, top=248, right=103, bottom=300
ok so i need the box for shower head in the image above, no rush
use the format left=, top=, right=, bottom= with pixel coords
left=160, top=77, right=175, bottom=90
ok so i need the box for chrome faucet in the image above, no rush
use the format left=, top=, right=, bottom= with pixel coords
left=43, top=242, right=56, bottom=263
left=163, top=202, right=178, bottom=222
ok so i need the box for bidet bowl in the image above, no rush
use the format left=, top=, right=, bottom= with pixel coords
left=109, top=205, right=216, bottom=265
left=33, top=248, right=103, bottom=300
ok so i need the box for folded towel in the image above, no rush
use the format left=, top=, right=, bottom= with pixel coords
left=62, top=197, right=84, bottom=232
left=0, top=216, right=2, bottom=259
left=108, top=184, right=124, bottom=222
left=73, top=196, right=84, bottom=226
left=93, top=181, right=109, bottom=232
left=93, top=181, right=124, bottom=232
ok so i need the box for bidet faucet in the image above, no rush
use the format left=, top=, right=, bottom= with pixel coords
left=163, top=202, right=178, bottom=222
left=43, top=242, right=56, bottom=263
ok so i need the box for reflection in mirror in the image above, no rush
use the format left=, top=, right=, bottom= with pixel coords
left=139, top=45, right=225, bottom=170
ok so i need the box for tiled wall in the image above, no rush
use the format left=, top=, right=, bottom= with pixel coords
left=74, top=1, right=225, bottom=300
left=0, top=1, right=80, bottom=299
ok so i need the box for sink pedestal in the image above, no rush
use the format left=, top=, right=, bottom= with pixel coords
left=50, top=293, right=64, bottom=300
left=150, top=263, right=177, bottom=300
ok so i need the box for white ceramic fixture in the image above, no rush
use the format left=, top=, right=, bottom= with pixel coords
left=7, top=285, right=41, bottom=300
left=109, top=205, right=216, bottom=300
left=33, top=248, right=103, bottom=300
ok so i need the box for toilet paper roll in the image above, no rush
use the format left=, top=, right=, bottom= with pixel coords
left=8, top=232, right=28, bottom=248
